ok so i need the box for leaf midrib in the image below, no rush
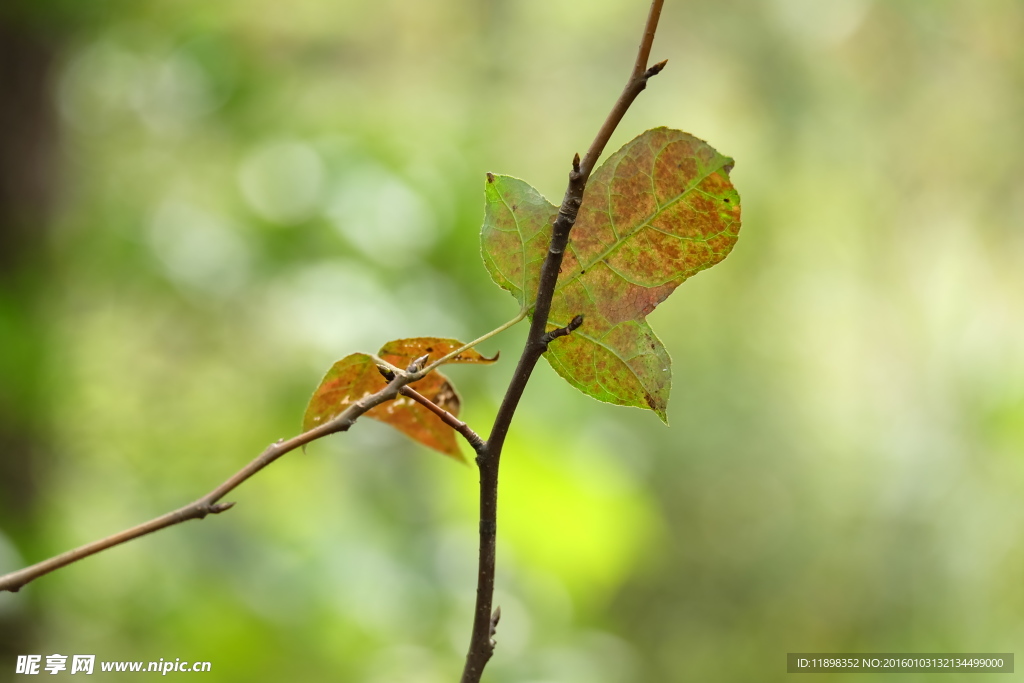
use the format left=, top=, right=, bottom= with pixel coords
left=552, top=155, right=730, bottom=297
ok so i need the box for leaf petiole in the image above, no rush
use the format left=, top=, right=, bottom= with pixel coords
left=417, top=309, right=527, bottom=376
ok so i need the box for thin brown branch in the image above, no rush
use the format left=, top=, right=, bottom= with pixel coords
left=577, top=0, right=666, bottom=181
left=399, top=386, right=486, bottom=455
left=377, top=359, right=486, bottom=454
left=0, top=371, right=417, bottom=594
left=459, top=2, right=666, bottom=681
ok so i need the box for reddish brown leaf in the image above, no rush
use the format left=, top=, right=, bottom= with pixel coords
left=303, top=338, right=497, bottom=459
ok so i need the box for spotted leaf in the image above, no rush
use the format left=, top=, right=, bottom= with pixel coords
left=303, top=338, right=497, bottom=459
left=480, top=128, right=741, bottom=421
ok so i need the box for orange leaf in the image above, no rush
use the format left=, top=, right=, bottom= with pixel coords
left=378, top=337, right=498, bottom=367
left=303, top=338, right=497, bottom=460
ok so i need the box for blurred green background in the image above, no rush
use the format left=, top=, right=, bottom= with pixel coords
left=1, top=0, right=1023, bottom=681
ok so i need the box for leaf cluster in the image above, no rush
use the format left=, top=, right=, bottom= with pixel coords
left=306, top=128, right=741, bottom=454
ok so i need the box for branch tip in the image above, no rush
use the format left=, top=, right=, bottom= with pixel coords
left=489, top=605, right=501, bottom=644
left=645, top=58, right=668, bottom=79
left=490, top=605, right=501, bottom=632
left=209, top=501, right=235, bottom=514
left=377, top=365, right=396, bottom=381
left=572, top=153, right=581, bottom=172
left=539, top=314, right=584, bottom=348
left=407, top=354, right=430, bottom=374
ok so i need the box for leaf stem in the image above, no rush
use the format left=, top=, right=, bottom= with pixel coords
left=418, top=309, right=527, bottom=376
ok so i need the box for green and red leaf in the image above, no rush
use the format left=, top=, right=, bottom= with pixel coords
left=480, top=128, right=741, bottom=420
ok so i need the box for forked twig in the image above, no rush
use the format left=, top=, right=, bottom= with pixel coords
left=0, top=7, right=671, bottom=683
